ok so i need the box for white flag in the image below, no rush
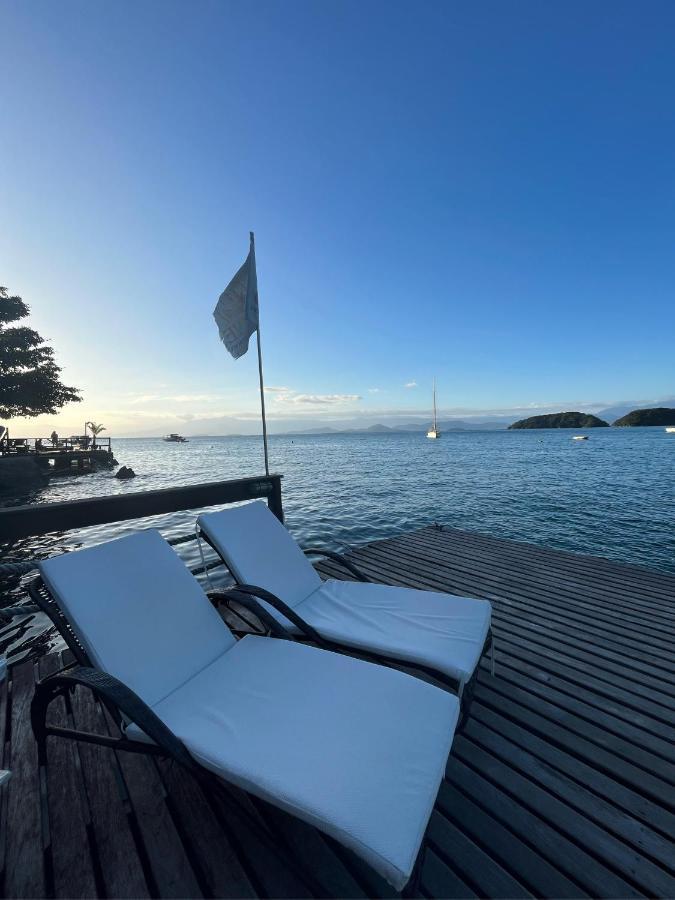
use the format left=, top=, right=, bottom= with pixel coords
left=213, top=236, right=259, bottom=359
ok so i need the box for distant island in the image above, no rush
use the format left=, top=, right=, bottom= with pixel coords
left=613, top=407, right=675, bottom=427
left=509, top=412, right=609, bottom=429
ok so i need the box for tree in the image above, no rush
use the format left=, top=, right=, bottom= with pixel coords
left=87, top=421, right=106, bottom=448
left=0, top=287, right=82, bottom=419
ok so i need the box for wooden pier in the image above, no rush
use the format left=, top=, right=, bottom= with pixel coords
left=0, top=434, right=115, bottom=485
left=1, top=522, right=674, bottom=897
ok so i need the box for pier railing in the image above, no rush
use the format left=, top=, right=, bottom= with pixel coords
left=0, top=435, right=113, bottom=456
left=0, top=473, right=283, bottom=545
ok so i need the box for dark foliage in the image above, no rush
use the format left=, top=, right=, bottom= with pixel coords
left=613, top=407, right=675, bottom=426
left=0, top=287, right=82, bottom=419
left=509, top=411, right=610, bottom=429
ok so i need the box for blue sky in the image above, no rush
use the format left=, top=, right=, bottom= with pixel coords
left=2, top=0, right=674, bottom=435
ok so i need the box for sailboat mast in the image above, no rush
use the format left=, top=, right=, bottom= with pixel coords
left=433, top=378, right=437, bottom=430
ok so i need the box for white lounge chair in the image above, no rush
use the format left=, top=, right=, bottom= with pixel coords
left=30, top=530, right=459, bottom=892
left=197, top=502, right=494, bottom=704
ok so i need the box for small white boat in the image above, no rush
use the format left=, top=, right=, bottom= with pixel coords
left=427, top=379, right=441, bottom=439
left=572, top=435, right=588, bottom=441
left=666, top=427, right=675, bottom=433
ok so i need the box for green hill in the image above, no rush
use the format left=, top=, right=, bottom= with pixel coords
left=509, top=411, right=609, bottom=430
left=613, top=407, right=675, bottom=427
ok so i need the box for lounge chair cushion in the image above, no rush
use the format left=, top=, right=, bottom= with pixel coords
left=39, top=530, right=235, bottom=707
left=301, top=580, right=492, bottom=685
left=198, top=502, right=322, bottom=607
left=128, top=635, right=459, bottom=890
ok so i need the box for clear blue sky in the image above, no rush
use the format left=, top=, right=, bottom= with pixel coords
left=2, top=0, right=674, bottom=434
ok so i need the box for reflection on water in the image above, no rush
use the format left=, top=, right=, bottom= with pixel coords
left=1, top=429, right=673, bottom=660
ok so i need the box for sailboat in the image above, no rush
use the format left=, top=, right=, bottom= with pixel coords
left=427, top=380, right=440, bottom=439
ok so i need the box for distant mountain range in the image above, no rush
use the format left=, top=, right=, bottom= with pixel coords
left=281, top=419, right=510, bottom=435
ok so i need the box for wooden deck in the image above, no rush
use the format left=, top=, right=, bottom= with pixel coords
left=1, top=525, right=674, bottom=898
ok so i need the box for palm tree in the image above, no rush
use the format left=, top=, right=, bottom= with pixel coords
left=86, top=421, right=106, bottom=449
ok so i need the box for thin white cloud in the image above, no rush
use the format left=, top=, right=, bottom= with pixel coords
left=368, top=387, right=381, bottom=394
left=126, top=392, right=224, bottom=405
left=292, top=394, right=361, bottom=405
left=265, top=387, right=361, bottom=406
left=404, top=381, right=418, bottom=389
left=128, top=394, right=161, bottom=405
left=164, top=394, right=223, bottom=403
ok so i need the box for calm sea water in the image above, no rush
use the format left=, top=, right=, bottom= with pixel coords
left=1, top=428, right=673, bottom=658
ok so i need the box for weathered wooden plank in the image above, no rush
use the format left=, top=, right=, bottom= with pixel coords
left=490, top=613, right=675, bottom=709
left=450, top=737, right=641, bottom=898
left=320, top=850, right=397, bottom=899
left=255, top=800, right=367, bottom=898
left=117, top=752, right=203, bottom=897
left=155, top=758, right=256, bottom=898
left=427, top=809, right=532, bottom=898
left=473, top=674, right=675, bottom=811
left=464, top=715, right=675, bottom=896
left=445, top=756, right=610, bottom=897
left=3, top=660, right=46, bottom=898
left=491, top=598, right=675, bottom=684
left=469, top=695, right=675, bottom=856
left=208, top=789, right=314, bottom=898
left=447, top=525, right=675, bottom=594
left=421, top=848, right=477, bottom=899
left=98, top=708, right=202, bottom=899
left=436, top=781, right=584, bottom=898
left=410, top=525, right=675, bottom=602
left=488, top=653, right=675, bottom=761
left=488, top=634, right=675, bottom=739
left=490, top=627, right=675, bottom=722
left=69, top=683, right=150, bottom=898
left=486, top=584, right=673, bottom=663
left=40, top=654, right=99, bottom=899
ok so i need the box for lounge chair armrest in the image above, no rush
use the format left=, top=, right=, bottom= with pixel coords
left=230, top=585, right=380, bottom=662
left=232, top=584, right=327, bottom=646
left=302, top=548, right=370, bottom=582
left=208, top=588, right=294, bottom=640
left=31, top=666, right=195, bottom=769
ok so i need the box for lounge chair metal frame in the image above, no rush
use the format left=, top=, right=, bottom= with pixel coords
left=27, top=575, right=430, bottom=897
left=198, top=533, right=494, bottom=727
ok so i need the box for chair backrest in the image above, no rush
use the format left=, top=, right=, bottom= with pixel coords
left=198, top=502, right=322, bottom=608
left=39, top=530, right=236, bottom=708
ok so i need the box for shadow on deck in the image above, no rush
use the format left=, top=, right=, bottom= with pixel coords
left=1, top=526, right=674, bottom=898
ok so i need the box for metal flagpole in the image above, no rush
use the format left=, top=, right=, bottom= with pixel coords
left=250, top=232, right=270, bottom=476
